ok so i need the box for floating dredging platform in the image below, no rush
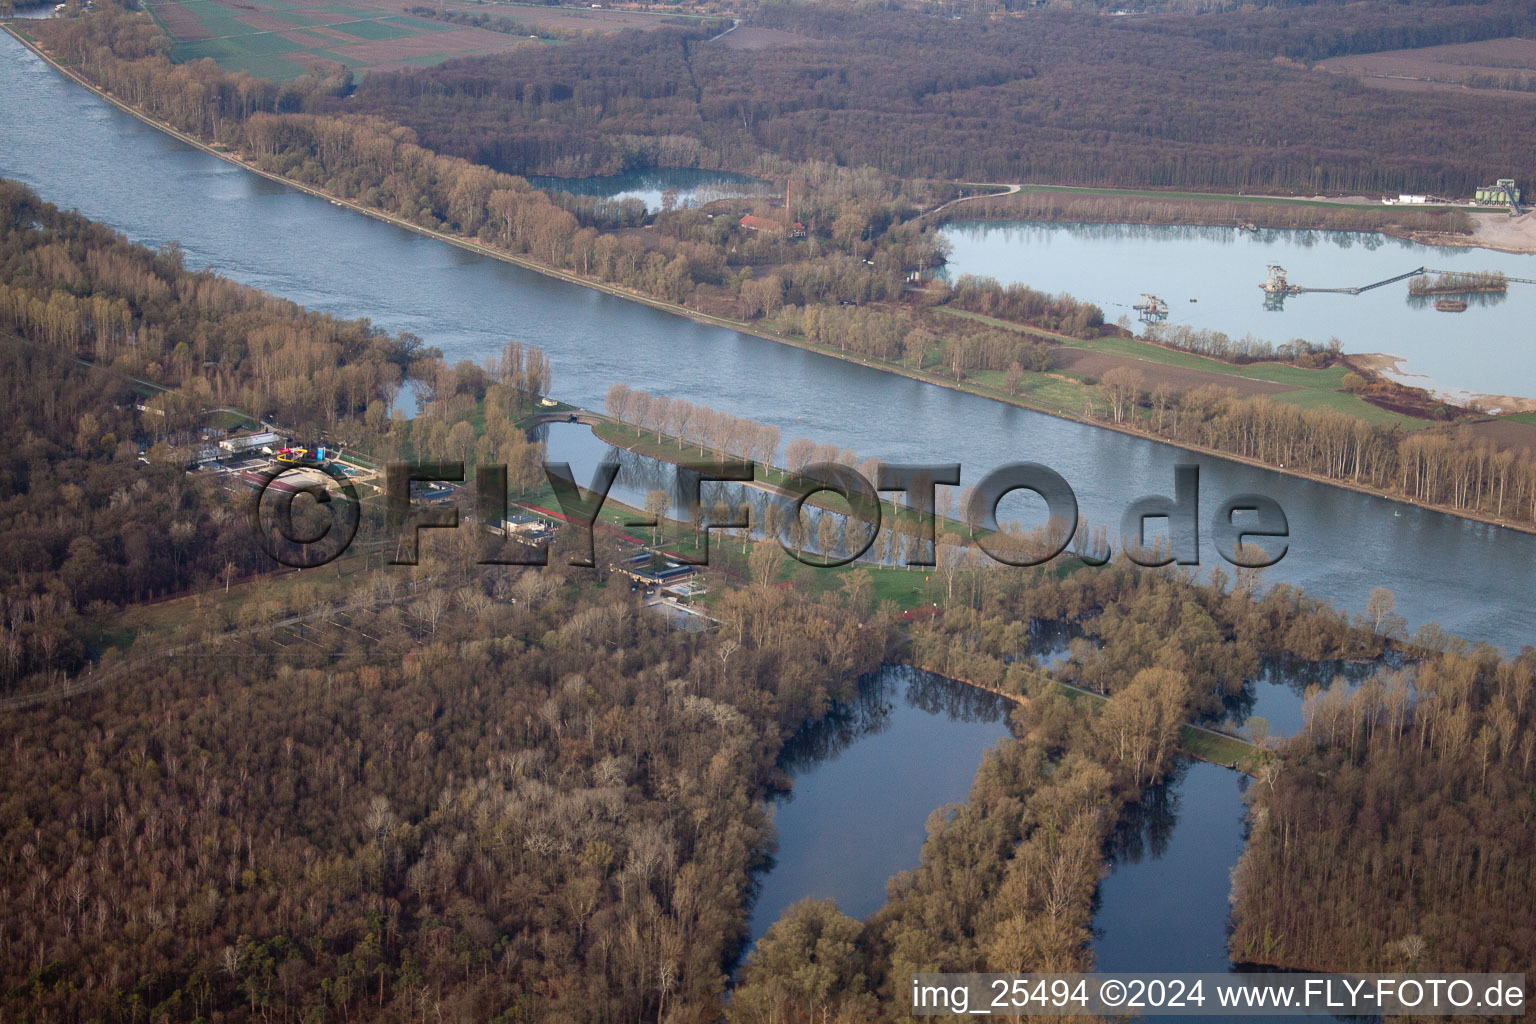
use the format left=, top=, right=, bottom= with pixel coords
left=1132, top=293, right=1170, bottom=321
left=1260, top=264, right=1536, bottom=308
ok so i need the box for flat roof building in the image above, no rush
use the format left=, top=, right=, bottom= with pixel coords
left=219, top=430, right=281, bottom=454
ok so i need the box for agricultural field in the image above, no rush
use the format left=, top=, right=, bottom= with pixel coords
left=143, top=0, right=690, bottom=80
left=1462, top=415, right=1536, bottom=450
left=1319, top=36, right=1536, bottom=99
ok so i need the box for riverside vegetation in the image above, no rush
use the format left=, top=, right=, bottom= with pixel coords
left=19, top=3, right=1536, bottom=538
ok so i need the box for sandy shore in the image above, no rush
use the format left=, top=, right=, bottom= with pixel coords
left=1411, top=210, right=1536, bottom=254
left=1352, top=352, right=1536, bottom=414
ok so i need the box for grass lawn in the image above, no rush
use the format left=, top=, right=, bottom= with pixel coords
left=1178, top=724, right=1262, bottom=773
left=206, top=409, right=258, bottom=430
left=938, top=308, right=1432, bottom=430
left=941, top=306, right=1343, bottom=388
left=969, top=367, right=1099, bottom=413
left=1069, top=334, right=1346, bottom=389
left=1073, top=335, right=1429, bottom=427
left=381, top=14, right=459, bottom=31
left=143, top=0, right=533, bottom=80
left=326, top=17, right=414, bottom=38
left=1268, top=386, right=1431, bottom=428
left=102, top=542, right=380, bottom=644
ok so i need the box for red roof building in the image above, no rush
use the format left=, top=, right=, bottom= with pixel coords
left=739, top=214, right=807, bottom=237
left=739, top=214, right=781, bottom=233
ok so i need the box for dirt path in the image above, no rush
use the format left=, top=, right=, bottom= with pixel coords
left=925, top=182, right=1022, bottom=218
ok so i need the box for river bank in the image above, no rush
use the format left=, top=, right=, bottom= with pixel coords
left=1411, top=209, right=1536, bottom=255
left=940, top=182, right=1486, bottom=248
left=8, top=22, right=1536, bottom=544
left=591, top=380, right=1536, bottom=544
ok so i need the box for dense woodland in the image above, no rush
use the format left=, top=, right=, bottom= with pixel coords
left=0, top=181, right=559, bottom=694
left=44, top=0, right=1536, bottom=212
left=0, top=552, right=890, bottom=1022
left=1231, top=648, right=1536, bottom=973
left=0, top=179, right=407, bottom=690
left=0, top=187, right=907, bottom=1022
left=342, top=2, right=1536, bottom=194
left=1128, top=0, right=1536, bottom=61
left=0, top=181, right=422, bottom=436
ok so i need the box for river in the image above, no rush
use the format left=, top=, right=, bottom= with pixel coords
left=942, top=219, right=1536, bottom=407
left=4, top=32, right=1532, bottom=649
left=1, top=29, right=1526, bottom=997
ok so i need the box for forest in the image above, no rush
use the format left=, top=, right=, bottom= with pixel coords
left=46, top=0, right=1532, bottom=200
left=340, top=1, right=1536, bottom=194
left=0, top=543, right=891, bottom=1022
left=0, top=180, right=561, bottom=695
left=0, top=187, right=900, bottom=1024
left=1126, top=0, right=1536, bottom=61
left=1230, top=647, right=1536, bottom=973
left=0, top=178, right=412, bottom=690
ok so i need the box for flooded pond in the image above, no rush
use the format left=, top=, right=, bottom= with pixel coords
left=527, top=167, right=765, bottom=212
left=747, top=666, right=1012, bottom=941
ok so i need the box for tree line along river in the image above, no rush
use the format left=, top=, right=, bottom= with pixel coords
left=0, top=30, right=1525, bottom=1012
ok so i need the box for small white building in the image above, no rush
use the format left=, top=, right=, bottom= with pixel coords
left=495, top=513, right=555, bottom=539
left=219, top=430, right=280, bottom=454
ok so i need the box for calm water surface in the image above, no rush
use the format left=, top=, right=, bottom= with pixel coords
left=943, top=219, right=1536, bottom=406
left=3, top=33, right=1526, bottom=981
left=527, top=167, right=765, bottom=212
left=748, top=667, right=1012, bottom=941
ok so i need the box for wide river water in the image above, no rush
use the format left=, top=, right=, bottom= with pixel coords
left=943, top=219, right=1536, bottom=407
left=0, top=29, right=1525, bottom=995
